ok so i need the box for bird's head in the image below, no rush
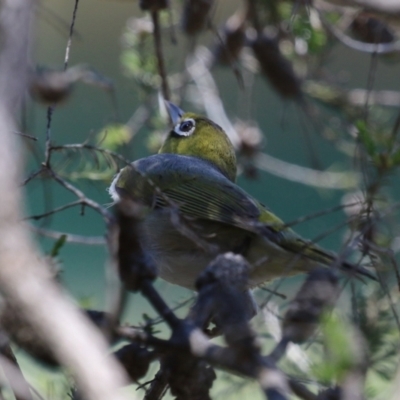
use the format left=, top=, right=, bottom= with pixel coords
left=159, top=102, right=237, bottom=182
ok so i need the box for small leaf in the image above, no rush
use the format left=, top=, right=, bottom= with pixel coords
left=50, top=234, right=67, bottom=258
left=97, top=124, right=131, bottom=151
left=312, top=313, right=363, bottom=383
left=356, top=120, right=377, bottom=156
left=142, top=313, right=152, bottom=322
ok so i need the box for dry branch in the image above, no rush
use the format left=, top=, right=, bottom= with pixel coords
left=0, top=1, right=130, bottom=400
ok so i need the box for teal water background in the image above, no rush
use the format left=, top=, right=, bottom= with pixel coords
left=28, top=0, right=400, bottom=317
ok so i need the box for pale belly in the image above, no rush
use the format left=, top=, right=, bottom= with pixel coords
left=139, top=211, right=321, bottom=289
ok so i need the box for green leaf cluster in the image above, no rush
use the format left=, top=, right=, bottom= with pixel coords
left=356, top=119, right=400, bottom=170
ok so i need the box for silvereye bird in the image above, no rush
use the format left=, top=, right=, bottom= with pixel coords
left=109, top=102, right=374, bottom=289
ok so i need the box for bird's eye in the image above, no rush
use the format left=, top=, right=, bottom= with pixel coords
left=172, top=118, right=196, bottom=137
left=180, top=120, right=194, bottom=132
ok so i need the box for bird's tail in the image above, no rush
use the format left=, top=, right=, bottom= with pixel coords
left=280, top=235, right=377, bottom=281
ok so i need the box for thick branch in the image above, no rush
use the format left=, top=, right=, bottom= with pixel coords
left=0, top=1, right=130, bottom=400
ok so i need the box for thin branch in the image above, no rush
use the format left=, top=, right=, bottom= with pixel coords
left=44, top=107, right=53, bottom=167
left=363, top=51, right=379, bottom=121
left=304, top=81, right=400, bottom=110
left=140, top=280, right=181, bottom=329
left=254, top=152, right=360, bottom=189
left=115, top=326, right=170, bottom=349
left=25, top=200, right=82, bottom=220
left=283, top=201, right=361, bottom=229
left=44, top=0, right=80, bottom=168
left=318, top=9, right=400, bottom=54
left=260, top=218, right=376, bottom=310
left=21, top=168, right=44, bottom=186
left=151, top=11, right=170, bottom=100
left=148, top=296, right=195, bottom=326
left=186, top=49, right=241, bottom=146
left=38, top=4, right=83, bottom=41
left=29, top=225, right=106, bottom=245
left=13, top=131, right=37, bottom=141
left=63, top=0, right=79, bottom=70
left=50, top=170, right=112, bottom=221
left=51, top=143, right=131, bottom=165
left=144, top=367, right=169, bottom=400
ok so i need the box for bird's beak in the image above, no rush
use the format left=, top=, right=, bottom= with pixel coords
left=165, top=101, right=184, bottom=125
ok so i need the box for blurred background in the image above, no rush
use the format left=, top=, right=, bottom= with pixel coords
left=20, top=0, right=400, bottom=397
left=29, top=0, right=400, bottom=301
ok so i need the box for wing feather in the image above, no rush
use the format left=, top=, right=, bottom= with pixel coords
left=113, top=154, right=375, bottom=280
left=116, top=154, right=265, bottom=231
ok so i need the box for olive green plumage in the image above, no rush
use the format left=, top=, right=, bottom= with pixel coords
left=159, top=112, right=237, bottom=182
left=109, top=103, right=374, bottom=289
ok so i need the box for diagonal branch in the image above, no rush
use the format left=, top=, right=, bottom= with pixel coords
left=151, top=10, right=170, bottom=100
left=50, top=170, right=112, bottom=221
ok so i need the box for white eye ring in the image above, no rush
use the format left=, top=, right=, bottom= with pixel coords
left=173, top=118, right=196, bottom=137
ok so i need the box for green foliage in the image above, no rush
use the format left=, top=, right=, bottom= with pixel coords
left=49, top=234, right=67, bottom=258
left=354, top=289, right=399, bottom=382
left=121, top=15, right=169, bottom=92
left=356, top=119, right=400, bottom=170
left=313, top=313, right=359, bottom=383
left=277, top=2, right=327, bottom=55
left=22, top=1, right=400, bottom=399
left=357, top=120, right=377, bottom=157
left=97, top=123, right=132, bottom=151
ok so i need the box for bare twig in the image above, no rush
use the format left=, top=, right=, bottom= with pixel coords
left=186, top=48, right=241, bottom=146
left=51, top=143, right=131, bottom=165
left=38, top=4, right=83, bottom=41
left=50, top=170, right=112, bottom=221
left=363, top=51, right=379, bottom=121
left=144, top=367, right=169, bottom=400
left=304, top=81, right=400, bottom=109
left=283, top=201, right=361, bottom=229
left=141, top=280, right=181, bottom=329
left=254, top=153, right=360, bottom=189
left=63, top=0, right=80, bottom=70
left=44, top=0, right=80, bottom=168
left=151, top=11, right=170, bottom=100
left=13, top=131, right=37, bottom=141
left=26, top=200, right=82, bottom=220
left=44, top=107, right=53, bottom=167
left=318, top=9, right=400, bottom=54
left=29, top=225, right=106, bottom=245
left=21, top=168, right=44, bottom=186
